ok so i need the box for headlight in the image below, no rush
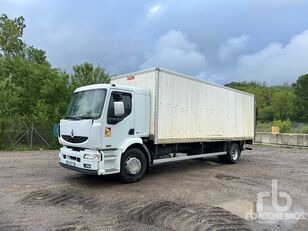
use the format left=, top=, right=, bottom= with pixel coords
left=83, top=153, right=101, bottom=160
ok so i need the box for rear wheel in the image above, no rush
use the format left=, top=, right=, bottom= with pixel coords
left=119, top=148, right=147, bottom=183
left=218, top=142, right=241, bottom=164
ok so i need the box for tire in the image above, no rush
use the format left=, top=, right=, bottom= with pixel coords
left=218, top=143, right=241, bottom=164
left=119, top=148, right=147, bottom=183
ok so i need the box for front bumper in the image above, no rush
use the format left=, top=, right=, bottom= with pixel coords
left=59, top=146, right=121, bottom=175
left=59, top=147, right=100, bottom=174
left=59, top=162, right=97, bottom=175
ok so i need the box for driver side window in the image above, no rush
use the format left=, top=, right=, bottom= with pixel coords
left=107, top=91, right=132, bottom=124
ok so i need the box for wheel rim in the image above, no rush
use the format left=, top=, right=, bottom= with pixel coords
left=231, top=146, right=239, bottom=160
left=125, top=157, right=142, bottom=175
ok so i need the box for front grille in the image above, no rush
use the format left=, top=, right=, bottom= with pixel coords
left=67, top=146, right=85, bottom=152
left=62, top=135, right=88, bottom=143
left=68, top=156, right=80, bottom=162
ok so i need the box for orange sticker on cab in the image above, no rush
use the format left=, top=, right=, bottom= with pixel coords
left=105, top=127, right=111, bottom=137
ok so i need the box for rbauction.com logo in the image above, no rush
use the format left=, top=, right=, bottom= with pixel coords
left=246, top=179, right=305, bottom=222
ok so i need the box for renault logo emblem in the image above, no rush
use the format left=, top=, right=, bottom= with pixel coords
left=71, top=130, right=74, bottom=138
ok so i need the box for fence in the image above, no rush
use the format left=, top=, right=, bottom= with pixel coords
left=0, top=121, right=59, bottom=150
left=2, top=123, right=307, bottom=150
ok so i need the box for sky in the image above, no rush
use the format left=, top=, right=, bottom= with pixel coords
left=1, top=0, right=308, bottom=85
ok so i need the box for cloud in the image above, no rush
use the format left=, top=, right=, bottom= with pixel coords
left=218, top=35, right=250, bottom=60
left=2, top=0, right=30, bottom=3
left=147, top=4, right=164, bottom=18
left=2, top=0, right=308, bottom=84
left=140, top=30, right=206, bottom=76
left=2, top=0, right=36, bottom=6
left=234, top=30, right=308, bottom=85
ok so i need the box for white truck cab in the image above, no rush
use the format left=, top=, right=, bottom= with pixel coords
left=59, top=83, right=151, bottom=182
left=59, top=68, right=255, bottom=183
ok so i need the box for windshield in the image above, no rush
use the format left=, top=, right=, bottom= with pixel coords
left=65, top=89, right=107, bottom=120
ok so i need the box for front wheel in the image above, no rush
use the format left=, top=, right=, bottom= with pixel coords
left=218, top=143, right=241, bottom=164
left=119, top=148, right=147, bottom=183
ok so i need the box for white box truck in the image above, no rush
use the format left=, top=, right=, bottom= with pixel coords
left=58, top=67, right=256, bottom=183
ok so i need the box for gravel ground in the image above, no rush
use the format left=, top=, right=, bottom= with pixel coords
left=0, top=144, right=307, bottom=231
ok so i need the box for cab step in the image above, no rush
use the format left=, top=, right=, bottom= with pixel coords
left=105, top=168, right=119, bottom=174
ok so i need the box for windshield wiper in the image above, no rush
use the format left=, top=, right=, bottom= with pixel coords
left=79, top=115, right=94, bottom=119
left=64, top=115, right=82, bottom=120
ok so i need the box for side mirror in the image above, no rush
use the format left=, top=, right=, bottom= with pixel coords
left=114, top=101, right=124, bottom=117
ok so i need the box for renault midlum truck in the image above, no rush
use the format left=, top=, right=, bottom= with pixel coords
left=58, top=68, right=256, bottom=183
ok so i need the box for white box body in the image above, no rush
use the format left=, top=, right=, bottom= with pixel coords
left=111, top=68, right=255, bottom=144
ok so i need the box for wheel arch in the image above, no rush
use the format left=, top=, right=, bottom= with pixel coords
left=227, top=140, right=244, bottom=151
left=119, top=138, right=151, bottom=168
left=126, top=143, right=151, bottom=168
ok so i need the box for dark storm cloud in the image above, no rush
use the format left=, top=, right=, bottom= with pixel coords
left=1, top=0, right=308, bottom=84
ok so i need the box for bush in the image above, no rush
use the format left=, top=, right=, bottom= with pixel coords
left=272, top=119, right=292, bottom=133
left=299, top=125, right=308, bottom=134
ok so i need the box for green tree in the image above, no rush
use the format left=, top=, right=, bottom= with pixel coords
left=26, top=46, right=47, bottom=64
left=71, top=62, right=110, bottom=89
left=0, top=14, right=26, bottom=56
left=0, top=77, right=23, bottom=149
left=0, top=78, right=21, bottom=118
left=293, top=74, right=308, bottom=122
left=40, top=69, right=71, bottom=122
left=271, top=86, right=295, bottom=120
left=0, top=14, right=111, bottom=150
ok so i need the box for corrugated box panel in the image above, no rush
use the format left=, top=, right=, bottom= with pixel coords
left=111, top=68, right=255, bottom=144
left=157, top=70, right=255, bottom=143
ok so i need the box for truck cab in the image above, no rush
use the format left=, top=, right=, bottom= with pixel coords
left=58, top=83, right=151, bottom=182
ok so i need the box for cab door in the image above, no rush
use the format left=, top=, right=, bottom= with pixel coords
left=103, top=90, right=135, bottom=149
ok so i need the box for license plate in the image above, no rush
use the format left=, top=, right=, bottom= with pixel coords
left=66, top=160, right=76, bottom=167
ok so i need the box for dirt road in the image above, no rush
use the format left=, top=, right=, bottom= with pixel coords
left=0, top=145, right=307, bottom=230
